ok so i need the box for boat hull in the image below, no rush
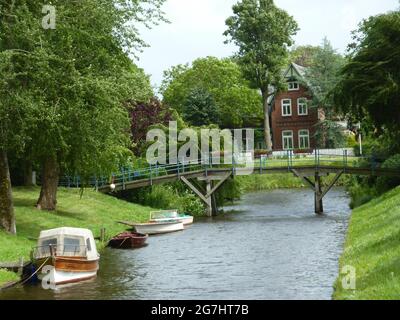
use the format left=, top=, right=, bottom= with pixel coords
left=37, top=269, right=98, bottom=285
left=108, top=232, right=148, bottom=249
left=34, top=256, right=99, bottom=285
left=133, top=222, right=184, bottom=235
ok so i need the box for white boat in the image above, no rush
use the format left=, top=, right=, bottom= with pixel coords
left=118, top=220, right=184, bottom=235
left=150, top=210, right=194, bottom=226
left=32, top=227, right=100, bottom=286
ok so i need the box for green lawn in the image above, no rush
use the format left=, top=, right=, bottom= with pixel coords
left=334, top=186, right=400, bottom=300
left=0, top=187, right=154, bottom=287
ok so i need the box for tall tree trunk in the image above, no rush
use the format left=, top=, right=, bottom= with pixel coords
left=36, top=156, right=59, bottom=211
left=0, top=150, right=16, bottom=235
left=24, top=160, right=35, bottom=186
left=262, top=91, right=273, bottom=152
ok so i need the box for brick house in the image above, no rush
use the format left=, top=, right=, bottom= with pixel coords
left=269, top=63, right=323, bottom=152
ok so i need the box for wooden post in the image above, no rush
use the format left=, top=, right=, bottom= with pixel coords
left=315, top=173, right=324, bottom=214
left=122, top=168, right=126, bottom=190
left=205, top=181, right=218, bottom=217
left=18, top=257, right=24, bottom=276
left=100, top=228, right=106, bottom=243
left=149, top=164, right=153, bottom=185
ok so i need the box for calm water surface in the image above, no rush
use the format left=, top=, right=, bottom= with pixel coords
left=0, top=188, right=350, bottom=300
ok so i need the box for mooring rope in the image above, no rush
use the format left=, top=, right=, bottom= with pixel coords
left=18, top=256, right=51, bottom=287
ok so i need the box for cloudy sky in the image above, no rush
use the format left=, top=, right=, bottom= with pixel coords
left=136, top=0, right=399, bottom=90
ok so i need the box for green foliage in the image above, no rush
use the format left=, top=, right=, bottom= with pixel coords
left=0, top=0, right=166, bottom=183
left=346, top=134, right=358, bottom=148
left=376, top=154, right=400, bottom=193
left=302, top=38, right=346, bottom=148
left=305, top=38, right=346, bottom=113
left=314, top=119, right=346, bottom=149
left=117, top=185, right=205, bottom=217
left=215, top=178, right=242, bottom=206
left=355, top=134, right=393, bottom=159
left=289, top=45, right=320, bottom=67
left=0, top=269, right=19, bottom=286
left=334, top=11, right=400, bottom=137
left=161, top=56, right=263, bottom=128
left=347, top=179, right=378, bottom=209
left=224, top=0, right=299, bottom=93
left=183, top=88, right=220, bottom=126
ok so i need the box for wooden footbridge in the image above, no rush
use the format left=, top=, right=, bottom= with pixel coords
left=59, top=150, right=400, bottom=216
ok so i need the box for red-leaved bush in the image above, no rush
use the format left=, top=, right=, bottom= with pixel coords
left=128, top=98, right=173, bottom=156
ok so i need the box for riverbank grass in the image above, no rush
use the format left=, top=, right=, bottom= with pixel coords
left=236, top=174, right=304, bottom=192
left=334, top=186, right=400, bottom=300
left=0, top=187, right=154, bottom=287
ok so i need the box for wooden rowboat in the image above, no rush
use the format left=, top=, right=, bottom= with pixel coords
left=108, top=232, right=148, bottom=249
left=31, top=227, right=100, bottom=286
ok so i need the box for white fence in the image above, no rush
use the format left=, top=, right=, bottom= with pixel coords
left=312, top=148, right=355, bottom=157
left=271, top=148, right=355, bottom=158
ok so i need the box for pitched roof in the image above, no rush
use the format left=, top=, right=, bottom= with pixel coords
left=284, top=62, right=308, bottom=81
left=267, top=62, right=310, bottom=109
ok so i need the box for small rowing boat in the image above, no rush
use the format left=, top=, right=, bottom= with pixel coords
left=150, top=210, right=194, bottom=226
left=118, top=220, right=184, bottom=235
left=108, top=232, right=148, bottom=249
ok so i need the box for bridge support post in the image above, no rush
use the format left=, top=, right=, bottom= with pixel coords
left=181, top=173, right=231, bottom=217
left=205, top=180, right=218, bottom=217
left=291, top=169, right=344, bottom=215
left=314, top=173, right=324, bottom=215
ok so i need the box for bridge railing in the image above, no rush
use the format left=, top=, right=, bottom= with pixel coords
left=56, top=149, right=384, bottom=189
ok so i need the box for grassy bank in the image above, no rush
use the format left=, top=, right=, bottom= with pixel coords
left=0, top=187, right=154, bottom=287
left=234, top=172, right=348, bottom=193
left=334, top=186, right=400, bottom=300
left=235, top=173, right=305, bottom=192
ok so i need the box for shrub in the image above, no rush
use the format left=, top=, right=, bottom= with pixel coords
left=117, top=184, right=205, bottom=216
left=376, top=154, right=400, bottom=193
left=347, top=180, right=378, bottom=209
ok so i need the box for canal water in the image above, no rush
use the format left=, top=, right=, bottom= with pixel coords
left=0, top=188, right=350, bottom=300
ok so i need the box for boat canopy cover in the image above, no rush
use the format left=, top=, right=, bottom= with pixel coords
left=38, top=227, right=98, bottom=260
left=39, top=227, right=94, bottom=239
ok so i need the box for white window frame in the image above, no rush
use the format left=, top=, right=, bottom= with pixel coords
left=288, top=81, right=300, bottom=91
left=282, top=130, right=294, bottom=150
left=297, top=98, right=308, bottom=116
left=281, top=99, right=292, bottom=117
left=298, top=129, right=310, bottom=150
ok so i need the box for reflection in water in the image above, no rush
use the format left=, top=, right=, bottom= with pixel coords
left=0, top=188, right=350, bottom=300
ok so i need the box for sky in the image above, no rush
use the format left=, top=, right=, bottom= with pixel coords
left=136, top=0, right=399, bottom=90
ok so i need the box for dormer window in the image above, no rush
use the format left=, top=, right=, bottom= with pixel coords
left=288, top=81, right=299, bottom=91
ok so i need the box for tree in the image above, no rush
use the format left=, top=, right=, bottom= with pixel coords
left=0, top=1, right=41, bottom=233
left=334, top=11, right=400, bottom=146
left=0, top=0, right=166, bottom=212
left=183, top=88, right=220, bottom=126
left=289, top=45, right=320, bottom=67
left=161, top=57, right=263, bottom=128
left=224, top=0, right=298, bottom=151
left=129, top=98, right=174, bottom=156
left=304, top=38, right=346, bottom=148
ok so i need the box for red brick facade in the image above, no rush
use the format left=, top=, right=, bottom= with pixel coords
left=271, top=83, right=320, bottom=151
